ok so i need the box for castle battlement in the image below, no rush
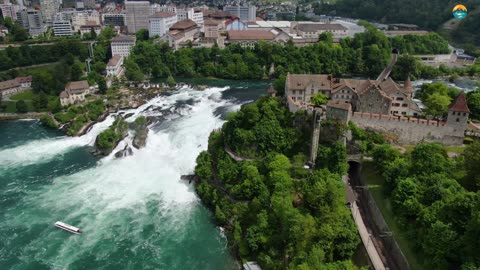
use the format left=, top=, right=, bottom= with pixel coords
left=352, top=112, right=448, bottom=127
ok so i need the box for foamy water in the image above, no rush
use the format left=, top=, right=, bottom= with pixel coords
left=0, top=86, right=240, bottom=269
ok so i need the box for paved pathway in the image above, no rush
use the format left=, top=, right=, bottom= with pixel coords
left=351, top=201, right=386, bottom=270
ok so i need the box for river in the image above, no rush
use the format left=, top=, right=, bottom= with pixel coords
left=0, top=81, right=268, bottom=269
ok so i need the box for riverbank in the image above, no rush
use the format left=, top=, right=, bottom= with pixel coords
left=0, top=112, right=45, bottom=120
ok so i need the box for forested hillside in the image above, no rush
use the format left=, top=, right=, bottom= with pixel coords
left=314, top=0, right=480, bottom=48
left=369, top=143, right=480, bottom=269
left=194, top=97, right=362, bottom=269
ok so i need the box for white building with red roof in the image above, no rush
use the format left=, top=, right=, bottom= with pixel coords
left=59, top=81, right=92, bottom=107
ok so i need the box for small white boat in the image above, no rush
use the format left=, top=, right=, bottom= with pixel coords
left=54, top=221, right=82, bottom=234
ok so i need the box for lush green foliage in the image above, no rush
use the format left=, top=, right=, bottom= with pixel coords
left=194, top=97, right=361, bottom=269
left=40, top=114, right=58, bottom=129
left=0, top=40, right=88, bottom=71
left=95, top=118, right=128, bottom=153
left=466, top=90, right=480, bottom=119
left=15, top=100, right=28, bottom=113
left=415, top=82, right=461, bottom=118
left=125, top=26, right=454, bottom=83
left=54, top=100, right=105, bottom=135
left=311, top=93, right=329, bottom=107
left=371, top=142, right=480, bottom=269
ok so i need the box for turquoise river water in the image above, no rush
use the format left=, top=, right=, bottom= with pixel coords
left=0, top=81, right=268, bottom=270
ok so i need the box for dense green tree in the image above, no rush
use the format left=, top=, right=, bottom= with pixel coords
left=311, top=93, right=329, bottom=107
left=71, top=63, right=83, bottom=81
left=136, top=29, right=149, bottom=41
left=466, top=90, right=480, bottom=119
left=166, top=74, right=176, bottom=87
left=463, top=142, right=480, bottom=191
left=424, top=92, right=451, bottom=118
left=16, top=100, right=28, bottom=113
left=97, top=77, right=107, bottom=94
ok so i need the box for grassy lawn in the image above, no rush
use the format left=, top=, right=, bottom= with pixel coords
left=361, top=161, right=423, bottom=270
left=10, top=90, right=35, bottom=101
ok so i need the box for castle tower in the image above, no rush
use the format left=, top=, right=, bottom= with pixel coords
left=447, top=91, right=470, bottom=132
left=403, top=76, right=414, bottom=99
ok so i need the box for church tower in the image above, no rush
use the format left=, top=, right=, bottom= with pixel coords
left=447, top=91, right=470, bottom=132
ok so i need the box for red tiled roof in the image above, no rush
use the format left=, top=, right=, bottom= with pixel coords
left=15, top=76, right=32, bottom=83
left=107, top=55, right=122, bottom=67
left=449, top=91, right=470, bottom=113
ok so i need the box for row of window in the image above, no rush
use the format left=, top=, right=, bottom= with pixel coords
left=452, top=111, right=467, bottom=116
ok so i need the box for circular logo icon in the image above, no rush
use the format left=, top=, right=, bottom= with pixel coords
left=452, top=4, right=468, bottom=20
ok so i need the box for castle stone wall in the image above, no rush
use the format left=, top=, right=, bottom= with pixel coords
left=351, top=112, right=464, bottom=145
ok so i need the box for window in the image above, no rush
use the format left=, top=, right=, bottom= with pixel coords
left=402, top=104, right=408, bottom=107
left=452, top=111, right=455, bottom=115
left=293, top=90, right=296, bottom=95
left=311, top=89, right=314, bottom=94
left=396, top=97, right=404, bottom=101
left=401, top=112, right=407, bottom=115
left=456, top=118, right=460, bottom=122
left=464, top=112, right=467, bottom=116
left=298, top=97, right=302, bottom=101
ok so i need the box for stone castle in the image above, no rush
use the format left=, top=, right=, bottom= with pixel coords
left=285, top=53, right=470, bottom=146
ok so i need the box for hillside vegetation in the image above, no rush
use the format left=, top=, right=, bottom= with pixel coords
left=194, top=97, right=363, bottom=269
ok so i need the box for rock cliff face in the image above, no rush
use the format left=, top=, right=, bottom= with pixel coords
left=132, top=116, right=150, bottom=149
left=115, top=144, right=133, bottom=158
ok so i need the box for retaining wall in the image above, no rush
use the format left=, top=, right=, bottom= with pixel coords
left=351, top=112, right=464, bottom=145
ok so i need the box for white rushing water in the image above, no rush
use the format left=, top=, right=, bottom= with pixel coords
left=1, top=86, right=238, bottom=268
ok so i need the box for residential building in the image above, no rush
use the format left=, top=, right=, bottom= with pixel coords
left=0, top=76, right=32, bottom=98
left=163, top=19, right=199, bottom=49
left=125, top=0, right=150, bottom=33
left=176, top=8, right=204, bottom=30
left=226, top=30, right=276, bottom=48
left=148, top=12, right=177, bottom=38
left=111, top=35, right=136, bottom=57
left=16, top=76, right=32, bottom=88
left=0, top=3, right=17, bottom=20
left=447, top=91, right=470, bottom=132
left=71, top=10, right=100, bottom=31
left=83, top=0, right=95, bottom=9
left=52, top=14, right=74, bottom=36
left=59, top=81, right=91, bottom=106
left=103, top=13, right=126, bottom=27
left=106, top=55, right=124, bottom=77
left=158, top=4, right=176, bottom=14
left=223, top=5, right=256, bottom=22
left=204, top=19, right=220, bottom=38
left=293, top=23, right=348, bottom=39
left=16, top=9, right=47, bottom=36
left=80, top=24, right=101, bottom=36
left=40, top=0, right=60, bottom=24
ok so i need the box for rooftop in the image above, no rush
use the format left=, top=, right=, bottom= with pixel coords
left=327, top=100, right=352, bottom=111
left=449, top=91, right=470, bottom=113
left=227, top=30, right=276, bottom=41
left=170, top=19, right=197, bottom=31
left=111, top=35, right=136, bottom=43
left=0, top=79, right=20, bottom=91
left=296, top=23, right=347, bottom=32
left=286, top=74, right=333, bottom=90
left=66, top=81, right=89, bottom=92
left=150, top=12, right=176, bottom=18
left=107, top=55, right=122, bottom=67
left=204, top=19, right=220, bottom=26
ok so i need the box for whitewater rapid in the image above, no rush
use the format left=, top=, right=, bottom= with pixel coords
left=0, top=86, right=239, bottom=269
